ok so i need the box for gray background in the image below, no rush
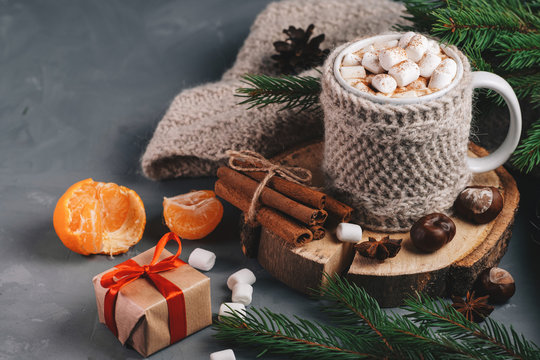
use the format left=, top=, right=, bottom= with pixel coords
left=0, top=1, right=538, bottom=359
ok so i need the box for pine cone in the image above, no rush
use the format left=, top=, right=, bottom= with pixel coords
left=272, top=24, right=330, bottom=74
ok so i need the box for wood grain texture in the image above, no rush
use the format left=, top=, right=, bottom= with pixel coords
left=258, top=228, right=355, bottom=295
left=257, top=141, right=519, bottom=307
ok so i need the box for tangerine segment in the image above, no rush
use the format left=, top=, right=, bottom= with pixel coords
left=163, top=190, right=223, bottom=240
left=53, top=178, right=146, bottom=255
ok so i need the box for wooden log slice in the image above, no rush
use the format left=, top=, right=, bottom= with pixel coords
left=256, top=141, right=519, bottom=307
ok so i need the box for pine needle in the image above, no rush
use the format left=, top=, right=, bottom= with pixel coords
left=513, top=118, right=540, bottom=173
left=236, top=74, right=321, bottom=112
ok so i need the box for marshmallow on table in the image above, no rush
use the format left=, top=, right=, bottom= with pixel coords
left=405, top=34, right=428, bottom=62
left=340, top=65, right=366, bottom=79
left=336, top=223, right=363, bottom=243
left=371, top=74, right=397, bottom=94
left=418, top=52, right=442, bottom=78
left=342, top=52, right=362, bottom=66
left=398, top=31, right=416, bottom=48
left=232, top=283, right=253, bottom=305
left=379, top=47, right=408, bottom=71
left=429, top=58, right=457, bottom=89
left=362, top=51, right=385, bottom=74
left=227, top=268, right=256, bottom=290
left=218, top=302, right=246, bottom=321
left=188, top=248, right=216, bottom=271
left=210, top=349, right=236, bottom=360
left=388, top=59, right=420, bottom=87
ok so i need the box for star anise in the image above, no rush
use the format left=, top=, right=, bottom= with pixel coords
left=272, top=24, right=330, bottom=74
left=451, top=291, right=494, bottom=323
left=355, top=236, right=402, bottom=261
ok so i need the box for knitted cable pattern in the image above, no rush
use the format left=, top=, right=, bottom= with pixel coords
left=140, top=0, right=407, bottom=179
left=320, top=42, right=473, bottom=232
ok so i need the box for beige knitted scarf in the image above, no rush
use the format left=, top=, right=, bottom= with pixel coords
left=140, top=0, right=407, bottom=179
left=320, top=42, right=473, bottom=232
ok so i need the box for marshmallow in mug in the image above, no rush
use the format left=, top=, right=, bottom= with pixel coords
left=342, top=52, right=363, bottom=66
left=379, top=47, right=408, bottom=71
left=339, top=32, right=457, bottom=98
left=362, top=51, right=385, bottom=74
left=340, top=65, right=366, bottom=80
left=388, top=60, right=420, bottom=87
left=405, top=34, right=429, bottom=62
left=428, top=39, right=441, bottom=55
left=353, top=81, right=373, bottom=93
left=371, top=74, right=397, bottom=94
left=374, top=39, right=399, bottom=49
left=418, top=53, right=442, bottom=78
left=398, top=31, right=416, bottom=48
left=429, top=58, right=458, bottom=89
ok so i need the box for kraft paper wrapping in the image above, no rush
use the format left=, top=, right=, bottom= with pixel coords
left=92, top=247, right=212, bottom=357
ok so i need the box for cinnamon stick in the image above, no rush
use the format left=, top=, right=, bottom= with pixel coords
left=242, top=170, right=326, bottom=209
left=215, top=180, right=313, bottom=246
left=217, top=167, right=327, bottom=226
left=239, top=212, right=261, bottom=258
left=246, top=168, right=353, bottom=223
left=309, top=226, right=326, bottom=240
left=325, top=196, right=353, bottom=223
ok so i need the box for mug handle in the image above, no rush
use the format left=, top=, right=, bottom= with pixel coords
left=467, top=71, right=522, bottom=173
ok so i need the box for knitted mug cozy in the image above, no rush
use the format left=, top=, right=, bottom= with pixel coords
left=320, top=40, right=473, bottom=232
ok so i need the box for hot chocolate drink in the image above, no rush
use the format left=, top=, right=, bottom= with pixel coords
left=338, top=32, right=457, bottom=98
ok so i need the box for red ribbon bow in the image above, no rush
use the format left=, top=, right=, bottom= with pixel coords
left=100, top=232, right=187, bottom=343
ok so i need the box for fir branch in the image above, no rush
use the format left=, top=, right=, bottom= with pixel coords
left=318, top=274, right=393, bottom=350
left=394, top=0, right=448, bottom=33
left=404, top=292, right=540, bottom=359
left=513, top=118, right=540, bottom=173
left=214, top=275, right=540, bottom=360
left=319, top=275, right=481, bottom=360
left=461, top=46, right=494, bottom=72
left=236, top=74, right=321, bottom=112
left=505, top=71, right=540, bottom=102
left=497, top=33, right=540, bottom=70
left=213, top=307, right=379, bottom=359
left=440, top=0, right=537, bottom=34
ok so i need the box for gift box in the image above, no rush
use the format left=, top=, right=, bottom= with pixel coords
left=92, top=233, right=212, bottom=357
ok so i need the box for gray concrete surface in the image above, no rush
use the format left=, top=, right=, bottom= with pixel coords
left=0, top=1, right=539, bottom=359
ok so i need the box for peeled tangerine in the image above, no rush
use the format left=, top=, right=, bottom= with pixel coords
left=53, top=178, right=146, bottom=255
left=163, top=190, right=223, bottom=240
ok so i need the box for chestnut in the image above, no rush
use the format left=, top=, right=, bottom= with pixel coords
left=475, top=267, right=515, bottom=304
left=454, top=186, right=503, bottom=224
left=410, top=213, right=456, bottom=253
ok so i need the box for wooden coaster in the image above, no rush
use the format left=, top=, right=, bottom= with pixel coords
left=255, top=141, right=519, bottom=306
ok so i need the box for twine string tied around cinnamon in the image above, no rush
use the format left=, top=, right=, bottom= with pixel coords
left=226, top=150, right=312, bottom=224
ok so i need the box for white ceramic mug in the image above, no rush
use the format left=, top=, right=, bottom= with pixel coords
left=333, top=34, right=522, bottom=173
